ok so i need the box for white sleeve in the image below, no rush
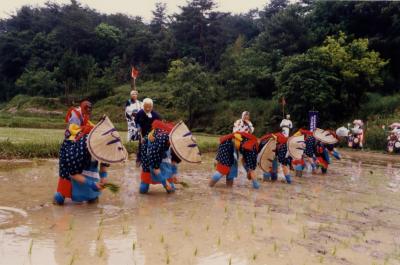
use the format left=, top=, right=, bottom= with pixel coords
left=249, top=122, right=255, bottom=133
left=233, top=120, right=241, bottom=132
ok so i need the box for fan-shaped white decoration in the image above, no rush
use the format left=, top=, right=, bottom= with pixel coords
left=87, top=115, right=128, bottom=164
left=313, top=128, right=339, bottom=144
left=169, top=121, right=201, bottom=163
left=287, top=135, right=305, bottom=160
left=257, top=138, right=277, bottom=172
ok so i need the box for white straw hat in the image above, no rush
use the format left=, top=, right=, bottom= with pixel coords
left=336, top=127, right=349, bottom=137
left=389, top=123, right=400, bottom=129
left=353, top=119, right=364, bottom=126
left=313, top=128, right=339, bottom=144
left=87, top=115, right=128, bottom=164
left=257, top=138, right=277, bottom=172
left=287, top=135, right=305, bottom=160
left=169, top=121, right=201, bottom=163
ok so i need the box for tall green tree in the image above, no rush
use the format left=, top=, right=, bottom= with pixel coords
left=277, top=32, right=388, bottom=126
left=167, top=59, right=215, bottom=128
left=256, top=3, right=314, bottom=55
left=171, top=0, right=229, bottom=68
left=219, top=36, right=277, bottom=99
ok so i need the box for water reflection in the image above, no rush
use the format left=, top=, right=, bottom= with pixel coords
left=0, top=152, right=399, bottom=264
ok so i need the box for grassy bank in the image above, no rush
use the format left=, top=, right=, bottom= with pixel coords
left=0, top=127, right=219, bottom=159
left=0, top=112, right=127, bottom=131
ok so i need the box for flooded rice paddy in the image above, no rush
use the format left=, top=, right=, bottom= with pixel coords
left=0, top=151, right=399, bottom=265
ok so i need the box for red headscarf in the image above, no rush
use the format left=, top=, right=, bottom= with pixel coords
left=152, top=120, right=175, bottom=133
left=219, top=132, right=258, bottom=151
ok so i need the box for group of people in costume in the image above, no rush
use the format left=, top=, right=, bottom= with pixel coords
left=210, top=111, right=344, bottom=189
left=54, top=91, right=201, bottom=204
left=53, top=91, right=353, bottom=205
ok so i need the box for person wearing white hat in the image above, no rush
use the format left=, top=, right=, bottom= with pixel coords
left=280, top=114, right=293, bottom=137
left=233, top=111, right=254, bottom=134
left=125, top=90, right=143, bottom=141
left=387, top=123, right=400, bottom=153
left=349, top=119, right=364, bottom=148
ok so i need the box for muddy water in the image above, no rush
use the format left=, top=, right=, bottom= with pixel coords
left=0, top=151, right=399, bottom=265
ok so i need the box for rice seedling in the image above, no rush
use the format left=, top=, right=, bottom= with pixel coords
left=251, top=224, right=255, bottom=234
left=331, top=245, right=337, bottom=256
left=103, top=183, right=120, bottom=194
left=97, top=228, right=103, bottom=241
left=254, top=211, right=257, bottom=218
left=97, top=245, right=105, bottom=257
left=132, top=241, right=136, bottom=251
left=69, top=252, right=77, bottom=265
left=122, top=224, right=129, bottom=234
left=98, top=217, right=104, bottom=227
left=161, top=234, right=165, bottom=243
left=302, top=226, right=307, bottom=239
left=65, top=232, right=72, bottom=247
left=224, top=206, right=228, bottom=213
left=69, top=218, right=74, bottom=231
left=148, top=224, right=153, bottom=230
left=273, top=242, right=278, bottom=252
left=177, top=181, right=189, bottom=188
left=185, top=229, right=190, bottom=237
left=206, top=224, right=210, bottom=231
left=166, top=253, right=170, bottom=264
left=319, top=256, right=324, bottom=263
left=194, top=247, right=198, bottom=256
left=384, top=256, right=390, bottom=265
left=252, top=253, right=257, bottom=260
left=28, top=239, right=33, bottom=255
left=228, top=257, right=232, bottom=265
left=341, top=240, right=349, bottom=248
left=217, top=237, right=221, bottom=246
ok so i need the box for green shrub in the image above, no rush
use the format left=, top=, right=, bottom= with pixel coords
left=364, top=125, right=388, bottom=151
left=360, top=93, right=400, bottom=118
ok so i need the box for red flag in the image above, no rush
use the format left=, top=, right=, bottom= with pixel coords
left=281, top=97, right=286, bottom=106
left=131, top=67, right=139, bottom=79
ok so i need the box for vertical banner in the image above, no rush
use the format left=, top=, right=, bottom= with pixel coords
left=309, top=111, right=319, bottom=131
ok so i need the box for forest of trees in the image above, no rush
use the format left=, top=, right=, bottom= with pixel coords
left=0, top=0, right=399, bottom=130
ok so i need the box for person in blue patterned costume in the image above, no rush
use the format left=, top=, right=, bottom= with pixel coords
left=139, top=120, right=178, bottom=194
left=209, top=132, right=260, bottom=189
